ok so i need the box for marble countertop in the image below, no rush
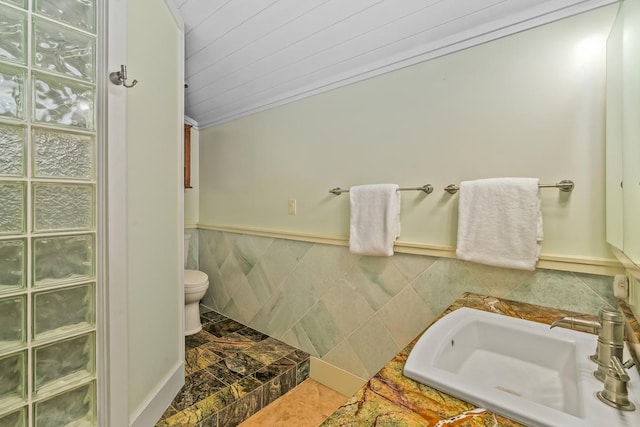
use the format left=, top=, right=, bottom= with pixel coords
left=321, top=292, right=640, bottom=427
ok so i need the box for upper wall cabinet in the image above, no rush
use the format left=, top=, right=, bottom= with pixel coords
left=606, top=5, right=624, bottom=252
left=606, top=0, right=640, bottom=265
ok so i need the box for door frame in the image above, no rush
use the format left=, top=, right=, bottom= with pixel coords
left=98, top=0, right=130, bottom=425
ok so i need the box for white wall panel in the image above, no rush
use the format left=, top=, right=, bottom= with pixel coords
left=178, top=0, right=230, bottom=33
left=185, top=0, right=329, bottom=78
left=127, top=1, right=184, bottom=424
left=185, top=0, right=384, bottom=88
left=185, top=0, right=278, bottom=57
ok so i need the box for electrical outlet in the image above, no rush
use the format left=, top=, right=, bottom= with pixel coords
left=613, top=274, right=629, bottom=299
left=288, top=199, right=296, bottom=215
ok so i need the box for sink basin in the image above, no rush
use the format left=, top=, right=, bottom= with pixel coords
left=404, top=307, right=640, bottom=427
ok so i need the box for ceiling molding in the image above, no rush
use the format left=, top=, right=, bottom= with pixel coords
left=183, top=115, right=199, bottom=129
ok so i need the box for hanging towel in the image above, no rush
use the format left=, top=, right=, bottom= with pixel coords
left=349, top=184, right=401, bottom=256
left=456, top=177, right=542, bottom=270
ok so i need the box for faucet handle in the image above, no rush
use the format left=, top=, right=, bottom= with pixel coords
left=609, top=356, right=631, bottom=382
left=596, top=356, right=636, bottom=411
left=624, top=359, right=636, bottom=370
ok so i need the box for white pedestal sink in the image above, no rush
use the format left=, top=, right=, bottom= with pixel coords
left=404, top=307, right=640, bottom=427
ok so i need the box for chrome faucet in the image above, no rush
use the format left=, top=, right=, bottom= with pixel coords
left=551, top=308, right=637, bottom=411
left=550, top=309, right=631, bottom=381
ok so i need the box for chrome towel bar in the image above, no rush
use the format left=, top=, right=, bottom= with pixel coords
left=329, top=185, right=433, bottom=196
left=444, top=179, right=575, bottom=195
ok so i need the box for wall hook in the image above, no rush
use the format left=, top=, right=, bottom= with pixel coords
left=110, top=65, right=138, bottom=88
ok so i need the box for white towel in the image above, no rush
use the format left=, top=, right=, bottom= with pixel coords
left=349, top=184, right=401, bottom=256
left=455, top=177, right=542, bottom=270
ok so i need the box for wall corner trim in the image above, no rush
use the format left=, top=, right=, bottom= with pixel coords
left=163, top=0, right=184, bottom=32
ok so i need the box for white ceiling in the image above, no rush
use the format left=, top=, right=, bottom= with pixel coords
left=173, top=0, right=617, bottom=129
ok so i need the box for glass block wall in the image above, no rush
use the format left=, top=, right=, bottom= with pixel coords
left=0, top=0, right=97, bottom=425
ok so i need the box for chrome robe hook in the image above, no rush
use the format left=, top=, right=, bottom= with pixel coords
left=110, top=65, right=138, bottom=88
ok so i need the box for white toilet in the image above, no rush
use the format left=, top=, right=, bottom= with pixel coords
left=184, top=234, right=209, bottom=335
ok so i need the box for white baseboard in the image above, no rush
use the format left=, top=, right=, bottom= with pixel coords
left=129, top=362, right=184, bottom=427
left=309, top=357, right=367, bottom=397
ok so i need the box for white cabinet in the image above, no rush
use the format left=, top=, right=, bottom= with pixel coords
left=607, top=0, right=640, bottom=266
left=622, top=0, right=640, bottom=263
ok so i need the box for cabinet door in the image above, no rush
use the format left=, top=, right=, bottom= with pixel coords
left=623, top=0, right=640, bottom=263
left=606, top=8, right=623, bottom=251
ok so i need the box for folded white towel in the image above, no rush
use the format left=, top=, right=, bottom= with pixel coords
left=349, top=184, right=401, bottom=256
left=456, top=177, right=542, bottom=270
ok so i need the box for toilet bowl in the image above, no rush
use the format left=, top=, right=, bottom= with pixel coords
left=184, top=269, right=209, bottom=335
left=184, top=233, right=209, bottom=335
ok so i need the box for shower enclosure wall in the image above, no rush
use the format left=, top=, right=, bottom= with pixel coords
left=0, top=0, right=99, bottom=425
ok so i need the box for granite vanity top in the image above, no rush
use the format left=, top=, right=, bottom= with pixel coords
left=321, top=292, right=640, bottom=427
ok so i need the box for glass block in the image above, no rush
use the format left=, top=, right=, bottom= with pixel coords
left=34, top=381, right=95, bottom=426
left=33, top=183, right=94, bottom=232
left=34, top=333, right=94, bottom=396
left=33, top=283, right=94, bottom=340
left=0, top=295, right=25, bottom=351
left=32, top=127, right=94, bottom=180
left=0, top=5, right=27, bottom=65
left=33, top=73, right=94, bottom=130
left=34, top=0, right=95, bottom=34
left=33, top=17, right=95, bottom=82
left=0, top=63, right=25, bottom=120
left=0, top=182, right=25, bottom=235
left=33, top=234, right=94, bottom=287
left=0, top=406, right=26, bottom=427
left=0, top=351, right=26, bottom=411
left=0, top=239, right=25, bottom=294
left=0, top=123, right=25, bottom=176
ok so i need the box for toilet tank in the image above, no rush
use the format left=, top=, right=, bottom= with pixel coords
left=184, top=233, right=191, bottom=268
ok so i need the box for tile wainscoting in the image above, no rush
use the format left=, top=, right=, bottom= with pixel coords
left=194, top=228, right=617, bottom=380
left=185, top=228, right=199, bottom=270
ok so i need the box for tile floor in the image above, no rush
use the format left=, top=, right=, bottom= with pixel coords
left=238, top=379, right=348, bottom=427
left=156, top=307, right=311, bottom=427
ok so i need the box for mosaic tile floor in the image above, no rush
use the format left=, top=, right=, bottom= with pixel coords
left=156, top=307, right=310, bottom=427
